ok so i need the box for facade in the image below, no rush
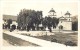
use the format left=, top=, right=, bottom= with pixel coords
left=48, top=8, right=72, bottom=30
left=58, top=11, right=72, bottom=30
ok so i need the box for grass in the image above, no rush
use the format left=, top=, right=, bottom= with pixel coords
left=3, top=30, right=78, bottom=46
left=3, top=33, right=39, bottom=46
left=21, top=32, right=78, bottom=46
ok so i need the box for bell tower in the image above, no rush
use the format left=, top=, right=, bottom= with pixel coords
left=65, top=11, right=71, bottom=17
left=48, top=8, right=56, bottom=17
left=65, top=11, right=72, bottom=21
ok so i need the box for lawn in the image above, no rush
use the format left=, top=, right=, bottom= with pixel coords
left=3, top=33, right=39, bottom=46
left=21, top=32, right=78, bottom=46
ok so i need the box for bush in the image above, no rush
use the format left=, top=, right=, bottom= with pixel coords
left=10, top=29, right=13, bottom=32
left=65, top=41, right=77, bottom=46
left=51, top=38, right=57, bottom=42
left=72, top=21, right=78, bottom=31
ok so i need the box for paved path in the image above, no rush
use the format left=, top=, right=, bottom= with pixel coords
left=3, top=31, right=66, bottom=47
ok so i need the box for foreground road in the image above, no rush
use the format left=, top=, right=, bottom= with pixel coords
left=3, top=39, right=12, bottom=46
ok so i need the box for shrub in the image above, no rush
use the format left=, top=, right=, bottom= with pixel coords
left=51, top=38, right=57, bottom=42
left=65, top=41, right=77, bottom=46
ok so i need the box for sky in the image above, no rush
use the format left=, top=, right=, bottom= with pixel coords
left=1, top=0, right=78, bottom=17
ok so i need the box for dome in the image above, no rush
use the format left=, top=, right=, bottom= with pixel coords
left=65, top=11, right=71, bottom=15
left=49, top=8, right=56, bottom=13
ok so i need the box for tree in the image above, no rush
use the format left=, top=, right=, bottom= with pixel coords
left=52, top=17, right=59, bottom=29
left=72, top=21, right=78, bottom=31
left=7, top=19, right=12, bottom=29
left=72, top=15, right=78, bottom=31
left=42, top=17, right=47, bottom=30
left=42, top=17, right=53, bottom=32
left=17, top=9, right=43, bottom=31
left=10, top=24, right=16, bottom=32
left=59, top=25, right=63, bottom=32
left=42, top=16, right=59, bottom=32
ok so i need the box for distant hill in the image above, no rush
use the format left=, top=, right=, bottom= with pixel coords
left=72, top=15, right=78, bottom=22
left=3, top=15, right=17, bottom=21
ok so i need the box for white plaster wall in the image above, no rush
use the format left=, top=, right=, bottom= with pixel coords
left=66, top=18, right=72, bottom=21
left=10, top=21, right=18, bottom=28
left=12, top=21, right=18, bottom=26
left=58, top=21, right=72, bottom=30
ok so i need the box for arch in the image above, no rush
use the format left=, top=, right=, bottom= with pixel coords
left=59, top=25, right=63, bottom=30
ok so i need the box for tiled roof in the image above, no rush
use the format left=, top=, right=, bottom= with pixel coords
left=3, top=15, right=17, bottom=21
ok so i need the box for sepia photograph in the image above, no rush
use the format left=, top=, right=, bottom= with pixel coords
left=2, top=0, right=78, bottom=47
